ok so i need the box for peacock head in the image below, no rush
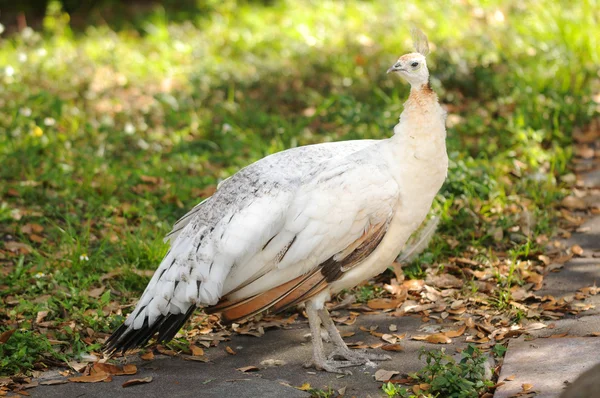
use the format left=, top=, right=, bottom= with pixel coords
left=387, top=28, right=430, bottom=87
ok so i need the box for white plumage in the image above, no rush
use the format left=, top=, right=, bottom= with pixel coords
left=105, top=29, right=448, bottom=374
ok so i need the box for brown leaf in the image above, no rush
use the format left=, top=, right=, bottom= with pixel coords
left=561, top=196, right=587, bottom=210
left=426, top=273, right=463, bottom=288
left=259, top=359, right=286, bottom=367
left=91, top=363, right=136, bottom=376
left=122, top=377, right=153, bottom=388
left=131, top=269, right=155, bottom=278
left=445, top=325, right=467, bottom=338
left=0, top=329, right=16, bottom=344
left=29, top=234, right=44, bottom=243
left=4, top=242, right=32, bottom=254
left=381, top=334, right=398, bottom=344
left=237, top=366, right=259, bottom=373
left=122, top=365, right=137, bottom=375
left=68, top=361, right=88, bottom=373
left=140, top=351, right=154, bottom=361
left=100, top=269, right=124, bottom=282
left=182, top=356, right=208, bottom=362
left=30, top=223, right=44, bottom=233
left=381, top=344, right=404, bottom=352
left=225, top=346, right=236, bottom=355
left=35, top=311, right=49, bottom=324
left=39, top=380, right=68, bottom=386
left=374, top=369, right=400, bottom=382
left=402, top=279, right=425, bottom=291
left=548, top=333, right=569, bottom=338
left=427, top=333, right=452, bottom=344
left=412, top=333, right=452, bottom=344
left=367, top=297, right=402, bottom=310
left=524, top=322, right=548, bottom=330
left=87, top=287, right=106, bottom=298
left=522, top=383, right=534, bottom=391
left=190, top=345, right=204, bottom=356
left=69, top=372, right=110, bottom=383
left=505, top=375, right=516, bottom=381
left=571, top=244, right=584, bottom=256
left=155, top=345, right=177, bottom=356
left=525, top=272, right=544, bottom=288
left=140, top=175, right=160, bottom=184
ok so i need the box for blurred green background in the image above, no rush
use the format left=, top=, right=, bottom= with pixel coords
left=0, top=0, right=598, bottom=376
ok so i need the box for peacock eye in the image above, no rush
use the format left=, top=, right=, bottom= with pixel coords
left=411, top=61, right=419, bottom=68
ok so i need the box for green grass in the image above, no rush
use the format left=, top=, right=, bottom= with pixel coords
left=1, top=0, right=599, bottom=376
left=382, top=345, right=493, bottom=398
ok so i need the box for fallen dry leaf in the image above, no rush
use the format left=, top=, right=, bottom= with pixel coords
left=367, top=298, right=402, bottom=310
left=4, top=242, right=32, bottom=254
left=91, top=363, right=137, bottom=376
left=190, top=345, right=204, bottom=356
left=68, top=372, right=111, bottom=383
left=525, top=322, right=547, bottom=331
left=426, top=333, right=452, bottom=344
left=225, top=346, right=236, bottom=355
left=0, top=329, right=16, bottom=344
left=29, top=234, right=44, bottom=243
left=381, top=334, right=398, bottom=344
left=505, top=375, right=516, bottom=381
left=237, top=366, right=259, bottom=373
left=35, top=311, right=49, bottom=324
left=122, top=377, right=152, bottom=388
left=444, top=325, right=467, bottom=338
left=374, top=369, right=400, bottom=382
left=87, top=286, right=106, bottom=298
left=548, top=333, right=569, bottom=338
left=182, top=356, right=208, bottom=362
left=260, top=359, right=286, bottom=367
left=156, top=345, right=177, bottom=356
left=561, top=196, right=587, bottom=210
left=381, top=344, right=403, bottom=352
left=571, top=244, right=584, bottom=256
left=140, top=351, right=154, bottom=361
left=140, top=175, right=160, bottom=184
left=412, top=333, right=452, bottom=344
left=402, top=279, right=425, bottom=291
left=39, top=380, right=68, bottom=386
left=522, top=383, right=534, bottom=391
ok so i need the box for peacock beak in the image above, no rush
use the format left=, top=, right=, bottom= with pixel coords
left=386, top=62, right=404, bottom=74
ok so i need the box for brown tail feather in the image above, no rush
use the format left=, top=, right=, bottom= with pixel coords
left=208, top=273, right=309, bottom=323
left=270, top=273, right=328, bottom=313
left=209, top=271, right=328, bottom=324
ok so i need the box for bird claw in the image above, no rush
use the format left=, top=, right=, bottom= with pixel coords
left=328, top=348, right=391, bottom=363
left=304, top=359, right=355, bottom=375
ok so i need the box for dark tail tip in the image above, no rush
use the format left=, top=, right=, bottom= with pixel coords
left=103, top=305, right=197, bottom=356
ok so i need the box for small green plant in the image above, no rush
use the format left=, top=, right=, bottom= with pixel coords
left=309, top=387, right=336, bottom=398
left=492, top=343, right=508, bottom=358
left=382, top=382, right=415, bottom=397
left=381, top=345, right=492, bottom=398
left=354, top=285, right=382, bottom=303
left=415, top=344, right=493, bottom=398
left=0, top=329, right=63, bottom=376
left=402, top=261, right=426, bottom=280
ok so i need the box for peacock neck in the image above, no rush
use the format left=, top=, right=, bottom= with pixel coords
left=391, top=82, right=445, bottom=140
